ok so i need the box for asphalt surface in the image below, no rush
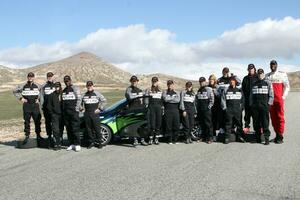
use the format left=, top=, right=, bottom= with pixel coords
left=1, top=92, right=300, bottom=200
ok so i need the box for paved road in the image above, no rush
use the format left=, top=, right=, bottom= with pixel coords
left=1, top=93, right=300, bottom=200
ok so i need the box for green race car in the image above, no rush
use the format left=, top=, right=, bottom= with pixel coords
left=80, top=96, right=201, bottom=145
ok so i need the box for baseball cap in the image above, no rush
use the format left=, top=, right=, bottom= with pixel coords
left=270, top=60, right=277, bottom=65
left=63, top=75, right=71, bottom=82
left=151, top=76, right=159, bottom=82
left=199, top=77, right=206, bottom=82
left=130, top=75, right=139, bottom=82
left=54, top=82, right=61, bottom=87
left=46, top=72, right=54, bottom=77
left=167, top=80, right=174, bottom=85
left=186, top=81, right=193, bottom=87
left=86, top=81, right=94, bottom=86
left=257, top=68, right=264, bottom=74
left=27, top=72, right=35, bottom=77
left=248, top=64, right=255, bottom=70
left=222, top=67, right=230, bottom=73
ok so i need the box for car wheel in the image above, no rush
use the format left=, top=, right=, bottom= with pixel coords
left=191, top=126, right=201, bottom=140
left=100, top=124, right=112, bottom=145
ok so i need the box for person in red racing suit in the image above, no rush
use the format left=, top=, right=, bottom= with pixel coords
left=265, top=60, right=290, bottom=144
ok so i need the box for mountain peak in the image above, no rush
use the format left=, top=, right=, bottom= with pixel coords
left=68, top=51, right=99, bottom=60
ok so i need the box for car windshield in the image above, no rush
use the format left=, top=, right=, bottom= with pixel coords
left=104, top=98, right=127, bottom=112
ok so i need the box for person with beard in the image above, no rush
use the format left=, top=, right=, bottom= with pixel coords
left=81, top=81, right=107, bottom=149
left=40, top=72, right=56, bottom=147
left=47, top=82, right=64, bottom=150
left=62, top=75, right=82, bottom=152
left=125, top=75, right=148, bottom=147
left=145, top=77, right=163, bottom=145
left=242, top=64, right=258, bottom=133
left=13, top=72, right=42, bottom=145
left=162, top=80, right=181, bottom=144
left=221, top=76, right=246, bottom=144
left=266, top=60, right=290, bottom=144
left=250, top=69, right=274, bottom=145
left=196, top=77, right=214, bottom=144
left=180, top=81, right=197, bottom=144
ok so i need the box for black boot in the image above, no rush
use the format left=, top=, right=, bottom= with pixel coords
left=36, top=133, right=43, bottom=147
left=275, top=135, right=284, bottom=144
left=22, top=135, right=29, bottom=145
left=87, top=142, right=94, bottom=149
left=256, top=134, right=262, bottom=143
left=237, top=135, right=246, bottom=143
left=264, top=137, right=270, bottom=145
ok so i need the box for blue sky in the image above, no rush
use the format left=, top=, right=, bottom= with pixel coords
left=1, top=0, right=299, bottom=47
left=0, top=0, right=300, bottom=78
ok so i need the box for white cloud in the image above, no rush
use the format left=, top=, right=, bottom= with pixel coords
left=0, top=17, right=300, bottom=79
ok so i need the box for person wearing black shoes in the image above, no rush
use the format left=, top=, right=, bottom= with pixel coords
left=196, top=77, right=214, bottom=144
left=47, top=82, right=64, bottom=150
left=250, top=69, right=274, bottom=145
left=180, top=81, right=197, bottom=144
left=125, top=75, right=148, bottom=147
left=242, top=64, right=258, bottom=134
left=40, top=72, right=56, bottom=148
left=162, top=80, right=181, bottom=144
left=221, top=76, right=246, bottom=144
left=13, top=72, right=42, bottom=146
left=145, top=77, right=163, bottom=145
left=62, top=75, right=82, bottom=152
left=81, top=81, right=107, bottom=149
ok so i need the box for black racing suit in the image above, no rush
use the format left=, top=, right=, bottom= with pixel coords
left=217, top=77, right=231, bottom=130
left=196, top=86, right=214, bottom=141
left=221, top=86, right=244, bottom=140
left=180, top=90, right=197, bottom=140
left=249, top=79, right=274, bottom=140
left=162, top=89, right=180, bottom=143
left=242, top=74, right=258, bottom=128
left=47, top=91, right=64, bottom=146
left=145, top=87, right=163, bottom=139
left=41, top=81, right=55, bottom=137
left=125, top=85, right=145, bottom=141
left=82, top=90, right=107, bottom=144
left=13, top=81, right=41, bottom=137
left=62, top=85, right=81, bottom=145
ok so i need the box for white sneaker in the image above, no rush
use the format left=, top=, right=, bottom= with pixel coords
left=75, top=145, right=81, bottom=152
left=67, top=145, right=75, bottom=151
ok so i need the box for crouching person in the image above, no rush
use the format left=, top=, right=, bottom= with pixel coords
left=81, top=81, right=107, bottom=149
left=163, top=80, right=180, bottom=144
left=250, top=69, right=274, bottom=145
left=180, top=81, right=197, bottom=144
left=47, top=82, right=64, bottom=150
left=221, top=76, right=246, bottom=144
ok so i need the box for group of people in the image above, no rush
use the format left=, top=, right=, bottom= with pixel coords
left=13, top=73, right=107, bottom=151
left=13, top=59, right=289, bottom=151
left=125, top=60, right=289, bottom=146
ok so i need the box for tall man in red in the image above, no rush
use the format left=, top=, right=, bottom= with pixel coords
left=266, top=60, right=290, bottom=144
